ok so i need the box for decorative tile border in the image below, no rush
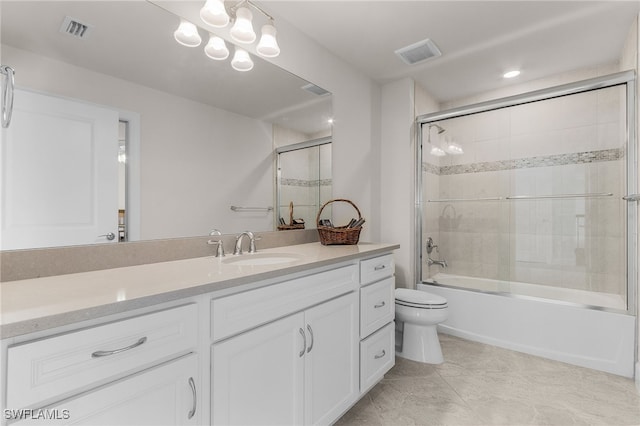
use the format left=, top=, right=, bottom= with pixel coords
left=281, top=178, right=332, bottom=187
left=423, top=148, right=625, bottom=175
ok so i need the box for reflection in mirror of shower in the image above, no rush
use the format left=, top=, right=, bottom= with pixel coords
left=118, top=120, right=128, bottom=242
left=277, top=142, right=332, bottom=228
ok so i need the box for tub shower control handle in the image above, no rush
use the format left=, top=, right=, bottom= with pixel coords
left=306, top=325, right=314, bottom=353
left=299, top=328, right=306, bottom=357
left=374, top=301, right=386, bottom=309
left=91, top=336, right=147, bottom=358
left=187, top=377, right=197, bottom=419
left=374, top=350, right=386, bottom=359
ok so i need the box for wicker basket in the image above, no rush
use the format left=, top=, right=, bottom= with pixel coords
left=316, top=199, right=362, bottom=245
left=277, top=201, right=305, bottom=231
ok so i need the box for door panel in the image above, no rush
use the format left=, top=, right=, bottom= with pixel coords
left=212, top=312, right=305, bottom=426
left=304, top=292, right=359, bottom=426
left=1, top=88, right=119, bottom=249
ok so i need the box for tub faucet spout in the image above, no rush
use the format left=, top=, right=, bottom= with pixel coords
left=428, top=257, right=448, bottom=268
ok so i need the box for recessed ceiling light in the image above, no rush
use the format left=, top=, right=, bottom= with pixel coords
left=503, top=70, right=521, bottom=79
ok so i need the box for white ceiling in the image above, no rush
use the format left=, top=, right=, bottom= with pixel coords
left=263, top=1, right=640, bottom=102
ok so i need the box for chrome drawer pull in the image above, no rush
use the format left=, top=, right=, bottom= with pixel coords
left=188, top=377, right=197, bottom=419
left=91, top=336, right=147, bottom=358
left=306, top=325, right=314, bottom=353
left=299, top=328, right=306, bottom=357
left=374, top=301, right=386, bottom=309
left=374, top=350, right=386, bottom=359
left=374, top=264, right=386, bottom=271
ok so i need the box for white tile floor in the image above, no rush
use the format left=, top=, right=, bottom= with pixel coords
left=337, top=334, right=640, bottom=426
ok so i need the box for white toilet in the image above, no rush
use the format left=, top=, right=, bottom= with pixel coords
left=395, top=288, right=449, bottom=364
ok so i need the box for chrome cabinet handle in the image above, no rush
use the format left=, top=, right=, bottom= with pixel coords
left=98, top=232, right=116, bottom=241
left=91, top=336, right=147, bottom=358
left=374, top=349, right=386, bottom=359
left=623, top=194, right=640, bottom=201
left=299, top=328, right=306, bottom=357
left=374, top=301, right=386, bottom=309
left=306, top=325, right=314, bottom=353
left=1, top=65, right=15, bottom=129
left=374, top=264, right=386, bottom=271
left=188, top=377, right=197, bottom=420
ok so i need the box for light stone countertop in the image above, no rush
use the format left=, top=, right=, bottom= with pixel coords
left=1, top=242, right=399, bottom=339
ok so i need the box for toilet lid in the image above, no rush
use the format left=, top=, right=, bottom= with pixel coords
left=395, top=288, right=447, bottom=306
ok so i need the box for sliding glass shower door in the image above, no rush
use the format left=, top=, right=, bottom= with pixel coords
left=417, top=72, right=636, bottom=313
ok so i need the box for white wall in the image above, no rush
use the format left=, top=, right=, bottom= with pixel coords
left=2, top=44, right=274, bottom=240
left=379, top=79, right=414, bottom=287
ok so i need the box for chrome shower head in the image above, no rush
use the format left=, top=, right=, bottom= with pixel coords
left=430, top=124, right=446, bottom=134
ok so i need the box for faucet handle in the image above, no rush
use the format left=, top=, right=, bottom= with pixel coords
left=207, top=239, right=225, bottom=257
left=249, top=235, right=261, bottom=253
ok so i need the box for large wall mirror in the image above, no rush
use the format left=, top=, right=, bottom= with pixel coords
left=0, top=0, right=332, bottom=250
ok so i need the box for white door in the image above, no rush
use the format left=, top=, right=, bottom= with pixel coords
left=212, top=312, right=305, bottom=426
left=304, top=292, right=359, bottom=426
left=1, top=88, right=119, bottom=249
left=14, top=354, right=200, bottom=425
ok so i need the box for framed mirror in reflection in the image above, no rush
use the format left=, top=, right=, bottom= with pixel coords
left=0, top=1, right=332, bottom=250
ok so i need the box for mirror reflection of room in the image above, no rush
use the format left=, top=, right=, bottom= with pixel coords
left=0, top=1, right=332, bottom=250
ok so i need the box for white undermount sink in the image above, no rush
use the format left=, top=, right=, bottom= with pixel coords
left=221, top=252, right=305, bottom=266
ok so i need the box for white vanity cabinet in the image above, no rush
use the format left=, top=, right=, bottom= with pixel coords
left=4, top=304, right=200, bottom=426
left=14, top=354, right=200, bottom=426
left=358, top=254, right=396, bottom=392
left=211, top=265, right=360, bottom=426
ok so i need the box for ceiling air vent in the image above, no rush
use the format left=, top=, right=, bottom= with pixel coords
left=301, top=83, right=330, bottom=96
left=59, top=16, right=93, bottom=39
left=395, top=38, right=442, bottom=65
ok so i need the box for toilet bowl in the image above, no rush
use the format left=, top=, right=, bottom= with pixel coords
left=395, top=288, right=448, bottom=364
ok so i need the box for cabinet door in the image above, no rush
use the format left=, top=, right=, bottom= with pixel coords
left=13, top=354, right=199, bottom=426
left=304, top=292, right=359, bottom=426
left=212, top=313, right=305, bottom=426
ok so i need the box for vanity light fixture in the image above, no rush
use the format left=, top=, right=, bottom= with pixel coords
left=230, top=6, right=256, bottom=44
left=176, top=0, right=280, bottom=72
left=231, top=47, right=254, bottom=71
left=199, top=0, right=280, bottom=58
left=174, top=19, right=202, bottom=47
left=256, top=20, right=280, bottom=57
left=205, top=34, right=230, bottom=60
left=200, top=0, right=230, bottom=27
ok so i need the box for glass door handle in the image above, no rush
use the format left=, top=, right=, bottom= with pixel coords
left=623, top=194, right=640, bottom=201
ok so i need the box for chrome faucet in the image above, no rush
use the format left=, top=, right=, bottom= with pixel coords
left=426, top=237, right=447, bottom=268
left=233, top=231, right=257, bottom=255
left=207, top=229, right=225, bottom=257
left=428, top=257, right=448, bottom=268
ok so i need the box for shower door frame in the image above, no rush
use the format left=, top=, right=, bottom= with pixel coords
left=415, top=70, right=637, bottom=315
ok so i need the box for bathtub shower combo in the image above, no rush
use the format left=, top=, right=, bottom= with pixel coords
left=414, top=71, right=638, bottom=377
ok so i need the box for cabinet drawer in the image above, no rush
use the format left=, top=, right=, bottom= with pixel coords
left=360, top=277, right=395, bottom=337
left=360, top=321, right=395, bottom=392
left=7, top=303, right=198, bottom=409
left=211, top=264, right=358, bottom=341
left=360, top=254, right=394, bottom=285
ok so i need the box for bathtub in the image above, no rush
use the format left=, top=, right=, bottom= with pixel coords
left=419, top=274, right=636, bottom=377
